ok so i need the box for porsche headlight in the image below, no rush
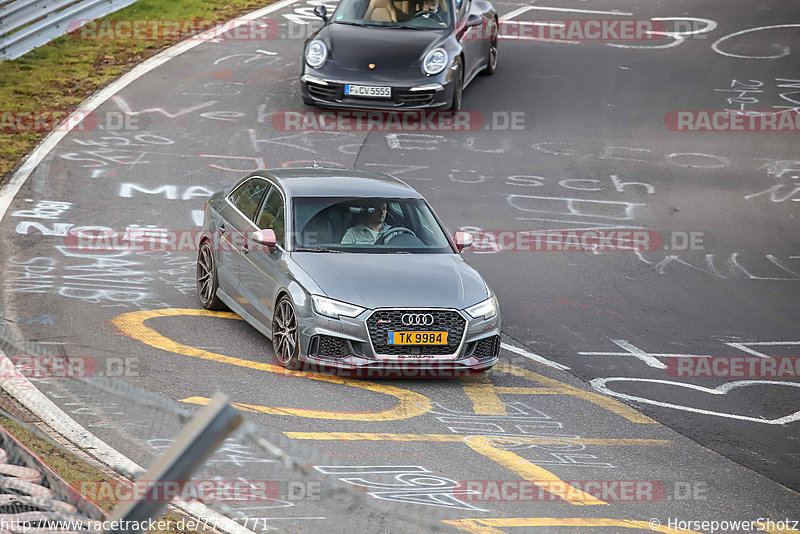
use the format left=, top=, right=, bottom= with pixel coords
left=312, top=295, right=365, bottom=319
left=465, top=295, right=498, bottom=320
left=422, top=48, right=448, bottom=75
left=305, top=40, right=328, bottom=68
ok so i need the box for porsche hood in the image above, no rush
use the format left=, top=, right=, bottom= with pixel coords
left=318, top=23, right=448, bottom=72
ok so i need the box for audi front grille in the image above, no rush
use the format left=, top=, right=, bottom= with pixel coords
left=366, top=309, right=466, bottom=356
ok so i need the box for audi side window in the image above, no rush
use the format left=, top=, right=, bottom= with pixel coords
left=233, top=179, right=269, bottom=222
left=256, top=187, right=286, bottom=245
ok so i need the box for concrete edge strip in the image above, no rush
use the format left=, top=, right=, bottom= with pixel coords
left=0, top=0, right=300, bottom=224
left=0, top=1, right=303, bottom=532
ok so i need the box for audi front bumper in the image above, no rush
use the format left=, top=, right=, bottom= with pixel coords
left=293, top=306, right=501, bottom=376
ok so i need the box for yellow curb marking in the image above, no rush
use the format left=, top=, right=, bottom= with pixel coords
left=285, top=431, right=674, bottom=505
left=284, top=432, right=672, bottom=447
left=111, top=308, right=432, bottom=421
left=459, top=362, right=656, bottom=423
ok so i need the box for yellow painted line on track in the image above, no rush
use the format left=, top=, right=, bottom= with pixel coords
left=493, top=363, right=657, bottom=424
left=462, top=435, right=605, bottom=505
left=493, top=386, right=565, bottom=394
left=283, top=432, right=672, bottom=447
left=112, top=308, right=655, bottom=423
left=461, top=375, right=509, bottom=415
left=284, top=432, right=671, bottom=506
left=461, top=362, right=656, bottom=423
left=443, top=517, right=704, bottom=533
left=112, top=308, right=432, bottom=421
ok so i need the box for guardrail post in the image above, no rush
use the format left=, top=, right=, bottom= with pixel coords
left=104, top=393, right=244, bottom=533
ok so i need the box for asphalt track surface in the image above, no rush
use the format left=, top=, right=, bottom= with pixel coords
left=1, top=0, right=799, bottom=532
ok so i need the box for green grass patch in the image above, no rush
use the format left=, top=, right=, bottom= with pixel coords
left=1, top=416, right=197, bottom=532
left=0, top=0, right=274, bottom=183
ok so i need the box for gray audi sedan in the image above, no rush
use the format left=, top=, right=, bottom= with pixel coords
left=196, top=168, right=500, bottom=374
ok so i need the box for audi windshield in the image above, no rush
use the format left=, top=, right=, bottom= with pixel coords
left=292, top=197, right=454, bottom=253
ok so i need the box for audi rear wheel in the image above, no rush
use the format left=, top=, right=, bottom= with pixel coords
left=197, top=240, right=226, bottom=311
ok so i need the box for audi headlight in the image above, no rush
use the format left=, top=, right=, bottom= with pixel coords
left=422, top=48, right=448, bottom=75
left=312, top=295, right=365, bottom=319
left=305, top=40, right=328, bottom=68
left=465, top=295, right=498, bottom=320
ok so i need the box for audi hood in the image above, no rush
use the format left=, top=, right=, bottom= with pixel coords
left=289, top=252, right=489, bottom=310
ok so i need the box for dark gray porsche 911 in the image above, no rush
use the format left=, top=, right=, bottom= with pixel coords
left=196, top=168, right=500, bottom=374
left=299, top=0, right=498, bottom=110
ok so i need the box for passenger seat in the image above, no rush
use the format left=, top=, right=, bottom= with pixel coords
left=365, top=0, right=398, bottom=22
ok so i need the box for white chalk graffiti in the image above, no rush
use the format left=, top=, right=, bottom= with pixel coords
left=591, top=377, right=800, bottom=425
left=635, top=250, right=800, bottom=280
left=118, top=183, right=214, bottom=200
left=313, top=465, right=486, bottom=511
left=428, top=402, right=613, bottom=468
left=712, top=25, right=800, bottom=60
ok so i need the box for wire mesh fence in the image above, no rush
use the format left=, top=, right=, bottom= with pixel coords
left=0, top=321, right=456, bottom=533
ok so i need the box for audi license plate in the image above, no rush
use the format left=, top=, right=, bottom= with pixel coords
left=388, top=331, right=448, bottom=345
left=345, top=84, right=391, bottom=98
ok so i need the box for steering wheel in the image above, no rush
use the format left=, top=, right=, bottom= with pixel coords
left=375, top=227, right=417, bottom=245
left=411, top=10, right=443, bottom=22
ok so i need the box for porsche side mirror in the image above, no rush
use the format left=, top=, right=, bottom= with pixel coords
left=252, top=229, right=278, bottom=252
left=466, top=14, right=482, bottom=28
left=314, top=5, right=329, bottom=23
left=454, top=231, right=475, bottom=252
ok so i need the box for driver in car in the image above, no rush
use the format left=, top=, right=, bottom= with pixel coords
left=417, top=0, right=439, bottom=14
left=341, top=201, right=390, bottom=245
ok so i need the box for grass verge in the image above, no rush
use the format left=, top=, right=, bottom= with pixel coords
left=0, top=0, right=275, bottom=184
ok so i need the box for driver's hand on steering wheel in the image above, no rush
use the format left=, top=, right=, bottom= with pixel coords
left=375, top=226, right=416, bottom=245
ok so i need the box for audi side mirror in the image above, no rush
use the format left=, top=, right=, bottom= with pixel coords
left=466, top=14, right=482, bottom=28
left=454, top=231, right=474, bottom=252
left=252, top=229, right=277, bottom=252
left=313, top=5, right=329, bottom=22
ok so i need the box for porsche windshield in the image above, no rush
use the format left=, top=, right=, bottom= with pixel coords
left=293, top=197, right=454, bottom=253
left=332, top=0, right=453, bottom=29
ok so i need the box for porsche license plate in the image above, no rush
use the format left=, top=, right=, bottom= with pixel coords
left=345, top=84, right=391, bottom=98
left=388, top=331, right=448, bottom=345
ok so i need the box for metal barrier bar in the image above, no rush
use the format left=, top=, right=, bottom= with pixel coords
left=1, top=0, right=139, bottom=61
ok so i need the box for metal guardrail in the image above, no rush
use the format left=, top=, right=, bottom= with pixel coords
left=0, top=0, right=139, bottom=61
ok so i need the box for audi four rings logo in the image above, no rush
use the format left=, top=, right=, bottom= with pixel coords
left=401, top=313, right=435, bottom=326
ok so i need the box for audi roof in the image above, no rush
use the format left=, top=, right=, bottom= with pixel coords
left=240, top=167, right=423, bottom=198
